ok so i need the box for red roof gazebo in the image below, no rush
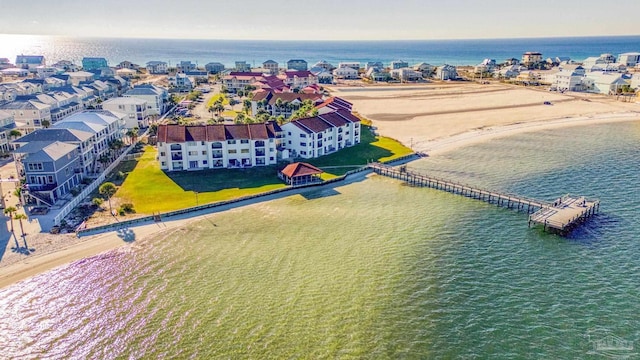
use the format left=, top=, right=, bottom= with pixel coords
left=278, top=162, right=323, bottom=186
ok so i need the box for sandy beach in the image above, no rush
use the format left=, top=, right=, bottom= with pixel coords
left=1, top=82, right=638, bottom=288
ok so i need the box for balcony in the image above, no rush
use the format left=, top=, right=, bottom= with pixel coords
left=255, top=149, right=265, bottom=157
left=212, top=150, right=223, bottom=158
left=171, top=153, right=183, bottom=161
left=254, top=141, right=265, bottom=147
left=26, top=183, right=57, bottom=191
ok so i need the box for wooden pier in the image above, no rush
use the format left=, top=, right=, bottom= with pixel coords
left=368, top=163, right=599, bottom=234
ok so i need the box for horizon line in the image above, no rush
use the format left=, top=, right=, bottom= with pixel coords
left=2, top=32, right=640, bottom=42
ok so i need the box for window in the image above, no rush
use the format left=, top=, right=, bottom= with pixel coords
left=201, top=141, right=205, bottom=145
left=228, top=140, right=236, bottom=145
left=300, top=151, right=306, bottom=155
left=287, top=132, right=291, bottom=136
left=161, top=161, right=166, bottom=166
left=202, top=151, right=207, bottom=155
left=228, top=149, right=237, bottom=154
left=187, top=141, right=197, bottom=146
left=241, top=139, right=249, bottom=144
left=160, top=152, right=166, bottom=156
left=188, top=151, right=198, bottom=156
left=202, top=160, right=208, bottom=165
left=27, top=163, right=43, bottom=171
left=47, top=175, right=54, bottom=183
left=300, top=133, right=306, bottom=138
left=300, top=142, right=306, bottom=146
left=240, top=149, right=249, bottom=153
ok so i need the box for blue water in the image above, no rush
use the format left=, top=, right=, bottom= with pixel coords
left=1, top=34, right=639, bottom=68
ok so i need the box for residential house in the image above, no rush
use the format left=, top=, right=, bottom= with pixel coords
left=583, top=72, right=629, bottom=95
left=116, top=61, right=139, bottom=70
left=390, top=60, right=409, bottom=70
left=222, top=72, right=285, bottom=93
left=82, top=57, right=108, bottom=71
left=0, top=110, right=16, bottom=152
left=52, top=60, right=80, bottom=72
left=124, top=84, right=168, bottom=116
left=102, top=97, right=150, bottom=128
left=156, top=122, right=282, bottom=171
left=436, top=64, right=458, bottom=80
left=205, top=62, right=225, bottom=74
left=0, top=58, right=14, bottom=70
left=36, top=66, right=61, bottom=79
left=15, top=55, right=45, bottom=71
left=617, top=52, right=640, bottom=67
left=1, top=68, right=29, bottom=77
left=366, top=67, right=390, bottom=82
left=262, top=60, right=279, bottom=74
left=146, top=61, right=168, bottom=74
left=281, top=110, right=361, bottom=159
left=234, top=61, right=251, bottom=72
left=177, top=61, right=197, bottom=73
left=310, top=67, right=334, bottom=84
left=287, top=59, right=308, bottom=71
left=553, top=65, right=586, bottom=92
left=333, top=67, right=359, bottom=80
left=413, top=62, right=435, bottom=75
left=390, top=68, right=423, bottom=82
left=184, top=70, right=208, bottom=84
left=494, top=65, right=523, bottom=79
left=313, top=60, right=335, bottom=71
left=522, top=52, right=543, bottom=67
left=474, top=59, right=497, bottom=73
left=168, top=73, right=193, bottom=90
left=64, top=71, right=95, bottom=86
left=0, top=99, right=52, bottom=133
left=13, top=128, right=94, bottom=177
left=365, top=62, right=384, bottom=71
left=13, top=141, right=83, bottom=206
left=251, top=91, right=324, bottom=118
left=338, top=62, right=360, bottom=71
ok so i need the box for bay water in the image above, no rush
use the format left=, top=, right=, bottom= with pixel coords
left=0, top=121, right=639, bottom=358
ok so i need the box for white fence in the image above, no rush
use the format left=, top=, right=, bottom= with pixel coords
left=53, top=142, right=139, bottom=226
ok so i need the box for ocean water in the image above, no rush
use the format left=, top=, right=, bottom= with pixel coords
left=1, top=34, right=639, bottom=68
left=0, top=121, right=639, bottom=358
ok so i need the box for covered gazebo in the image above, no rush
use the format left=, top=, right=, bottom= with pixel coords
left=278, top=162, right=324, bottom=186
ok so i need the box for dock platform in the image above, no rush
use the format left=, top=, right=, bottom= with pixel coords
left=368, top=163, right=599, bottom=234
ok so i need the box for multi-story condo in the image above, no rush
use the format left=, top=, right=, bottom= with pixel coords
left=280, top=71, right=318, bottom=90
left=521, top=52, right=543, bottom=67
left=281, top=110, right=361, bottom=159
left=146, top=61, right=168, bottom=74
left=15, top=55, right=45, bottom=71
left=102, top=97, right=150, bottom=128
left=262, top=60, right=279, bottom=74
left=156, top=122, right=282, bottom=171
left=0, top=98, right=52, bottom=133
left=124, top=84, right=169, bottom=116
left=177, top=61, right=197, bottom=72
left=251, top=91, right=324, bottom=118
left=390, top=60, right=408, bottom=70
left=0, top=110, right=16, bottom=153
left=205, top=62, right=225, bottom=74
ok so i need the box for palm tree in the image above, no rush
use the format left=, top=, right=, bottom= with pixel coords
left=41, top=119, right=51, bottom=128
left=99, top=182, right=117, bottom=215
left=14, top=213, right=27, bottom=238
left=125, top=127, right=139, bottom=144
left=9, top=130, right=21, bottom=140
left=4, top=206, right=17, bottom=232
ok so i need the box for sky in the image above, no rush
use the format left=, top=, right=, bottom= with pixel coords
left=1, top=0, right=639, bottom=41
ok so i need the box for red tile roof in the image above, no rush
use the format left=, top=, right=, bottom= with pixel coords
left=280, top=162, right=323, bottom=178
left=291, top=116, right=333, bottom=133
left=157, top=123, right=281, bottom=143
left=316, top=96, right=353, bottom=112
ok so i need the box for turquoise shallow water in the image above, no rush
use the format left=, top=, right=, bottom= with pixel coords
left=0, top=121, right=639, bottom=358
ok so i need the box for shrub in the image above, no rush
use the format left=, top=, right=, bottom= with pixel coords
left=120, top=203, right=135, bottom=214
left=118, top=209, right=125, bottom=216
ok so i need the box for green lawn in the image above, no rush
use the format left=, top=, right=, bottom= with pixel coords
left=307, top=125, right=413, bottom=176
left=206, top=93, right=228, bottom=108
left=113, top=126, right=411, bottom=213
left=115, top=147, right=286, bottom=214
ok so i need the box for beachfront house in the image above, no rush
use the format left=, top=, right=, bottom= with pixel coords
left=116, top=61, right=139, bottom=70
left=146, top=61, right=168, bottom=74
left=156, top=122, right=282, bottom=171
left=390, top=68, right=423, bottom=82
left=177, top=61, right=197, bottom=73
left=436, top=64, right=458, bottom=80
left=310, top=67, right=334, bottom=84
left=101, top=97, right=150, bottom=128
left=0, top=98, right=52, bottom=133
left=414, top=63, right=436, bottom=75
left=521, top=52, right=543, bottom=68
left=205, top=62, right=225, bottom=74
left=333, top=67, right=359, bottom=80
left=617, top=52, right=640, bottom=67
left=82, top=57, right=108, bottom=71
left=287, top=59, right=308, bottom=71
left=262, top=60, right=279, bottom=74
left=583, top=72, right=629, bottom=95
left=124, top=84, right=169, bottom=116
left=338, top=62, right=360, bottom=71
left=13, top=141, right=83, bottom=206
left=390, top=60, right=409, bottom=70
left=366, top=67, right=391, bottom=82
left=281, top=110, right=360, bottom=159
left=313, top=60, right=335, bottom=71
left=15, top=55, right=45, bottom=71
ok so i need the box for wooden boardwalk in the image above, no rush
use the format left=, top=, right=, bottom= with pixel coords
left=368, top=163, right=599, bottom=234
